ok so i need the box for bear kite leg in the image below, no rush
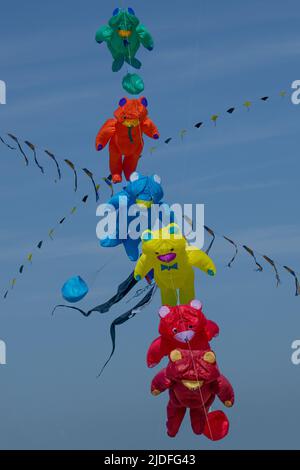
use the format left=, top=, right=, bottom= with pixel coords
left=166, top=399, right=186, bottom=437
left=189, top=408, right=206, bottom=435
left=109, top=140, right=123, bottom=183
left=179, top=285, right=196, bottom=305
left=160, top=287, right=178, bottom=307
left=179, top=273, right=195, bottom=305
left=123, top=153, right=141, bottom=181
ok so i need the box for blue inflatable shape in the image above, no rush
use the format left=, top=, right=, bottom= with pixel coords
left=61, top=276, right=89, bottom=303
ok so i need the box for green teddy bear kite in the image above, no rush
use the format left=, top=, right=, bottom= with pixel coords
left=95, top=7, right=154, bottom=73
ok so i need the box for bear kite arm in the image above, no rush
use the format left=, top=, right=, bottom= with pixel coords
left=187, top=246, right=216, bottom=275
left=147, top=336, right=167, bottom=368
left=136, top=24, right=154, bottom=50
left=134, top=254, right=153, bottom=281
left=95, top=119, right=116, bottom=150
left=205, top=319, right=220, bottom=341
left=95, top=25, right=113, bottom=44
left=216, top=374, right=235, bottom=407
left=141, top=118, right=159, bottom=139
left=151, top=368, right=172, bottom=395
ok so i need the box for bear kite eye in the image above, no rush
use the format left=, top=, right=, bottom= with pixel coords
left=172, top=328, right=178, bottom=334
left=170, top=248, right=174, bottom=252
left=188, top=325, right=193, bottom=329
left=155, top=252, right=159, bottom=255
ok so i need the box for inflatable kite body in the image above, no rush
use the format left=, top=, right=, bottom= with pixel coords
left=151, top=348, right=234, bottom=439
left=95, top=8, right=154, bottom=72
left=95, top=97, right=159, bottom=183
left=99, top=172, right=175, bottom=261
left=61, top=275, right=89, bottom=303
left=134, top=224, right=216, bottom=305
left=147, top=300, right=219, bottom=368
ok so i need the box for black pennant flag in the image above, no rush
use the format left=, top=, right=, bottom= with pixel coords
left=263, top=255, right=281, bottom=287
left=223, top=236, right=239, bottom=267
left=82, top=168, right=99, bottom=202
left=0, top=135, right=15, bottom=150
left=283, top=266, right=300, bottom=296
left=7, top=133, right=29, bottom=165
left=243, top=245, right=263, bottom=271
left=64, top=159, right=78, bottom=192
left=204, top=226, right=216, bottom=254
left=45, top=150, right=61, bottom=180
left=24, top=140, right=44, bottom=173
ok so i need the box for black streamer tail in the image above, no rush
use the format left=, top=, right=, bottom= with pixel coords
left=97, top=285, right=157, bottom=378
left=52, top=271, right=138, bottom=318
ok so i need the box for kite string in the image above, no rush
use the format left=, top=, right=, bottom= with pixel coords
left=121, top=7, right=145, bottom=153
left=168, top=270, right=214, bottom=440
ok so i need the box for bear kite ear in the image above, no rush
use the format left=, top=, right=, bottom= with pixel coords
left=170, top=350, right=182, bottom=362
left=190, top=299, right=202, bottom=310
left=140, top=96, right=148, bottom=107
left=128, top=7, right=135, bottom=15
left=153, top=174, right=161, bottom=184
left=141, top=229, right=153, bottom=242
left=168, top=223, right=180, bottom=235
left=158, top=305, right=170, bottom=318
left=112, top=8, right=120, bottom=16
left=130, top=172, right=140, bottom=183
left=119, top=97, right=127, bottom=107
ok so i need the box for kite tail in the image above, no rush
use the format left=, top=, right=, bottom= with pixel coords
left=52, top=271, right=138, bottom=318
left=97, top=285, right=157, bottom=378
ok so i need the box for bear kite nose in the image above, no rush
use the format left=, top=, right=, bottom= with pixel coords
left=175, top=330, right=195, bottom=343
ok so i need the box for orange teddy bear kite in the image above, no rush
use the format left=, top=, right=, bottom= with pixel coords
left=95, top=97, right=159, bottom=183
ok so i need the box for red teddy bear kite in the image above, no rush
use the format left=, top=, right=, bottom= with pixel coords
left=95, top=96, right=159, bottom=183
left=147, top=300, right=219, bottom=368
left=151, top=348, right=235, bottom=439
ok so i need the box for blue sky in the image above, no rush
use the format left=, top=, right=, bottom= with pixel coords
left=0, top=0, right=300, bottom=450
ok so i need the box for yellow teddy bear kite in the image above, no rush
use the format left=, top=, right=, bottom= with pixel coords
left=134, top=223, right=216, bottom=306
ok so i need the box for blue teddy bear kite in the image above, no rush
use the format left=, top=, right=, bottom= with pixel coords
left=99, top=172, right=174, bottom=261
